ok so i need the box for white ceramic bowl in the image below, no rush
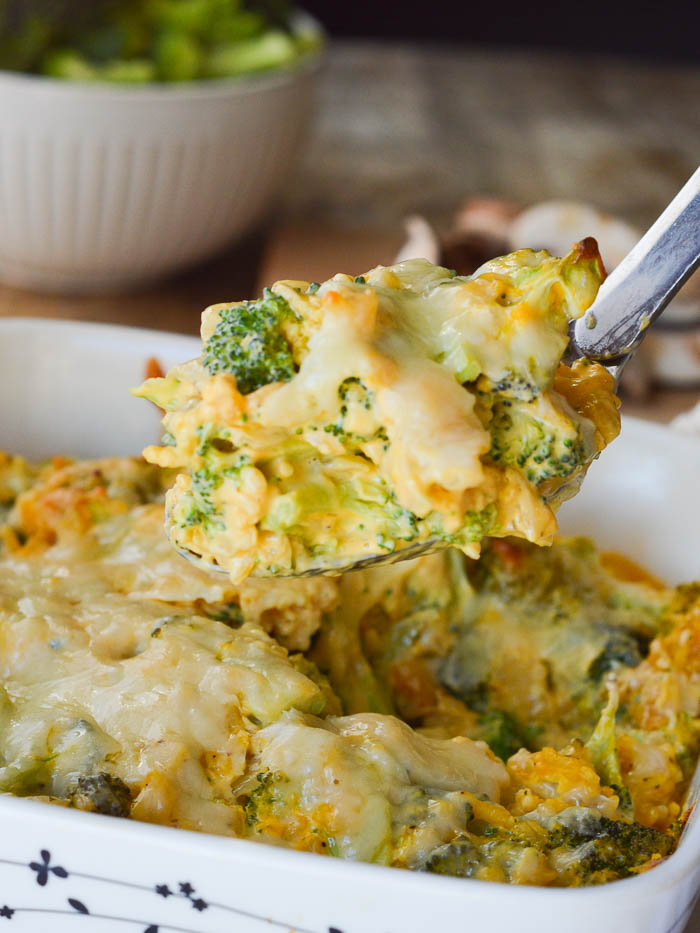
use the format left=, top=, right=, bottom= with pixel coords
left=0, top=317, right=699, bottom=933
left=0, top=36, right=320, bottom=294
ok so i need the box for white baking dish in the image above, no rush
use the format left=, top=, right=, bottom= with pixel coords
left=0, top=317, right=698, bottom=933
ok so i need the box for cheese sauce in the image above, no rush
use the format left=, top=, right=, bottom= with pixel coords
left=136, top=247, right=619, bottom=582
left=0, top=454, right=696, bottom=885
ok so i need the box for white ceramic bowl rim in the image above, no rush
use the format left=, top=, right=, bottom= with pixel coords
left=0, top=11, right=323, bottom=101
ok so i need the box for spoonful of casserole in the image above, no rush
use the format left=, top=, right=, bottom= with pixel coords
left=134, top=168, right=699, bottom=583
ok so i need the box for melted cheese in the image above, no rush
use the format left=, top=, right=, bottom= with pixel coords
left=0, top=454, right=695, bottom=885
left=137, top=248, right=617, bottom=582
left=0, top=456, right=506, bottom=850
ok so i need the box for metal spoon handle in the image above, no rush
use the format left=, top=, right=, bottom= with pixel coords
left=572, top=166, right=700, bottom=367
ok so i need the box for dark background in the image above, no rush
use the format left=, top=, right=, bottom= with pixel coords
left=302, top=0, right=700, bottom=64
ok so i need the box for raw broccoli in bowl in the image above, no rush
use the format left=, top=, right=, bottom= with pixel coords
left=0, top=0, right=321, bottom=83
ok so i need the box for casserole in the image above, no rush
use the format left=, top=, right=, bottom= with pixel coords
left=0, top=317, right=698, bottom=932
left=135, top=248, right=621, bottom=582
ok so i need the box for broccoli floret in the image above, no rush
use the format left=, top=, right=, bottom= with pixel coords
left=179, top=466, right=222, bottom=529
left=425, top=813, right=674, bottom=885
left=423, top=837, right=484, bottom=878
left=546, top=811, right=673, bottom=882
left=669, top=583, right=700, bottom=616
left=68, top=772, right=132, bottom=818
left=423, top=824, right=543, bottom=882
left=436, top=504, right=499, bottom=547
left=588, top=629, right=648, bottom=681
left=488, top=401, right=586, bottom=486
left=477, top=709, right=537, bottom=761
left=241, top=769, right=288, bottom=829
left=199, top=600, right=244, bottom=627
left=584, top=686, right=633, bottom=813
left=439, top=644, right=491, bottom=712
left=202, top=290, right=299, bottom=394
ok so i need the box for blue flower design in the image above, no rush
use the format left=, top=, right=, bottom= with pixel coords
left=29, top=851, right=68, bottom=887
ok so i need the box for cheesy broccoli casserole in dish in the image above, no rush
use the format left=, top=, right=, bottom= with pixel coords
left=0, top=452, right=697, bottom=886
left=0, top=246, right=697, bottom=891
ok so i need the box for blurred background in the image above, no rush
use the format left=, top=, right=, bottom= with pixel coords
left=0, top=0, right=699, bottom=424
left=303, top=0, right=700, bottom=62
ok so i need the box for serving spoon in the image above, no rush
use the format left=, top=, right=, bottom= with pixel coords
left=568, top=165, right=700, bottom=382
left=177, top=167, right=700, bottom=578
